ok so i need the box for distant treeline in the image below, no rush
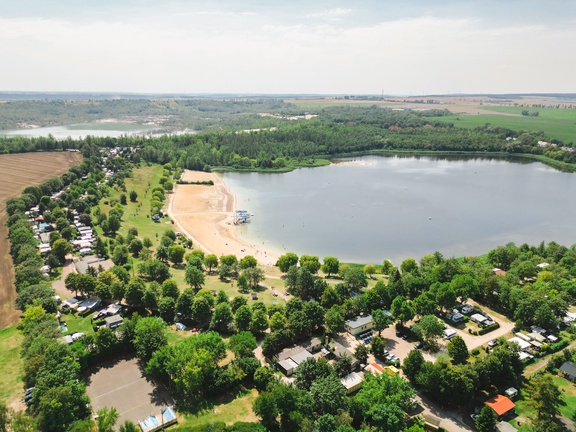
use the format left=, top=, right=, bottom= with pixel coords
left=1, top=106, right=576, bottom=170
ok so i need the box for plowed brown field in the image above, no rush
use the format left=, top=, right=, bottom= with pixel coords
left=0, top=152, right=83, bottom=329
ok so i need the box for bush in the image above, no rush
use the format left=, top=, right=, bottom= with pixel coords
left=478, top=322, right=500, bottom=335
left=471, top=348, right=480, bottom=356
left=547, top=339, right=569, bottom=354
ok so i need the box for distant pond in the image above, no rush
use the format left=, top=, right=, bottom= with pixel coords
left=224, top=154, right=576, bottom=264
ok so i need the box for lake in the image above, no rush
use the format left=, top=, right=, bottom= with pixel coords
left=1, top=122, right=159, bottom=139
left=224, top=155, right=576, bottom=265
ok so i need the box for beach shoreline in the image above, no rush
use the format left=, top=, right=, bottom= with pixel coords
left=167, top=170, right=280, bottom=266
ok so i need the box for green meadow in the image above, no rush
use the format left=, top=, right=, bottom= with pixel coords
left=435, top=106, right=576, bottom=144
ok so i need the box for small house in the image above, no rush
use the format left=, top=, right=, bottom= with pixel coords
left=485, top=394, right=516, bottom=419
left=340, top=372, right=363, bottom=394
left=104, top=315, right=124, bottom=329
left=345, top=315, right=373, bottom=336
left=559, top=361, right=576, bottom=382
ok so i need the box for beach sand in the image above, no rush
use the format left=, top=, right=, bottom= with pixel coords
left=167, top=170, right=280, bottom=265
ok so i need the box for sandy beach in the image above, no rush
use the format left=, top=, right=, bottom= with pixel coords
left=167, top=170, right=280, bottom=265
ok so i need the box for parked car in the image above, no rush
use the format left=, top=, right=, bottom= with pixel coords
left=93, top=308, right=108, bottom=319
left=415, top=341, right=424, bottom=349
left=395, top=330, right=403, bottom=337
left=488, top=339, right=498, bottom=348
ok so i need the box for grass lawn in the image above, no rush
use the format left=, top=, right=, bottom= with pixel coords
left=0, top=326, right=24, bottom=404
left=434, top=106, right=576, bottom=144
left=61, top=313, right=96, bottom=335
left=509, top=375, right=576, bottom=431
left=178, top=388, right=258, bottom=429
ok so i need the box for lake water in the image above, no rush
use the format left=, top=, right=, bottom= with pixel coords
left=1, top=122, right=159, bottom=139
left=224, top=155, right=576, bottom=265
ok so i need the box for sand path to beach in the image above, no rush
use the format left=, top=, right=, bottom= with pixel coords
left=167, top=170, right=279, bottom=265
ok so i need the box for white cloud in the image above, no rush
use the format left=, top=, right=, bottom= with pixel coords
left=0, top=12, right=574, bottom=94
left=307, top=8, right=352, bottom=21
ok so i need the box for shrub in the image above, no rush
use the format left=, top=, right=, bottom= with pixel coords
left=471, top=348, right=480, bottom=356
left=478, top=322, right=500, bottom=335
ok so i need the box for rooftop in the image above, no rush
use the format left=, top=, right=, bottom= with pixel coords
left=345, top=314, right=372, bottom=329
left=486, top=395, right=516, bottom=416
left=560, top=361, right=576, bottom=377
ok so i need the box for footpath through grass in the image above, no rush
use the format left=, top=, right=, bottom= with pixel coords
left=0, top=326, right=24, bottom=404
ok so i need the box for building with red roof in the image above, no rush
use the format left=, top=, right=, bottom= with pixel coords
left=485, top=394, right=516, bottom=419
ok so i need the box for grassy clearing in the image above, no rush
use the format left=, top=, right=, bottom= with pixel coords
left=434, top=107, right=576, bottom=144
left=0, top=326, right=24, bottom=403
left=178, top=388, right=258, bottom=428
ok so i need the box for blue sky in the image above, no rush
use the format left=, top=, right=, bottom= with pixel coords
left=1, top=1, right=575, bottom=94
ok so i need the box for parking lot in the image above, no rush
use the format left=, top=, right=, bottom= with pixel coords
left=85, top=355, right=173, bottom=427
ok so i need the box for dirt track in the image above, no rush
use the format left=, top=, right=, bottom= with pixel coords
left=0, top=152, right=83, bottom=329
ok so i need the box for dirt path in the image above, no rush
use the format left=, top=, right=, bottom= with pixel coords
left=0, top=152, right=83, bottom=329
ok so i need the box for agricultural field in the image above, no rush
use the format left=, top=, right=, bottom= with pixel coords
left=432, top=105, right=576, bottom=145
left=0, top=152, right=83, bottom=329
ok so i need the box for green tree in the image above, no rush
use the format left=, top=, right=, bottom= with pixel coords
left=436, top=284, right=457, bottom=312
left=364, top=264, right=376, bottom=279
left=402, top=349, right=425, bottom=382
left=294, top=357, right=334, bottom=391
left=112, top=245, right=129, bottom=266
left=168, top=245, right=186, bottom=266
left=96, top=406, right=119, bottom=432
left=235, top=305, right=253, bottom=332
left=276, top=252, right=299, bottom=272
left=475, top=405, right=497, bottom=432
left=354, top=344, right=370, bottom=365
left=211, top=302, right=234, bottom=332
left=124, top=278, right=146, bottom=308
left=229, top=331, right=257, bottom=359
left=322, top=256, right=340, bottom=278
left=129, top=190, right=138, bottom=202
left=371, top=336, right=388, bottom=360
left=269, top=311, right=287, bottom=332
left=334, top=354, right=353, bottom=378
left=447, top=336, right=469, bottom=364
left=250, top=309, right=269, bottom=335
left=204, top=254, right=219, bottom=273
left=239, top=255, right=258, bottom=269
left=343, top=267, right=368, bottom=292
left=412, top=314, right=444, bottom=347
left=324, top=305, right=345, bottom=335
left=119, top=420, right=140, bottom=432
left=161, top=279, right=180, bottom=300
left=525, top=373, right=563, bottom=423
left=310, top=374, right=348, bottom=415
left=158, top=297, right=176, bottom=323
left=244, top=266, right=265, bottom=290
left=300, top=254, right=321, bottom=274
left=230, top=296, right=248, bottom=313
left=391, top=296, right=415, bottom=326
left=133, top=317, right=168, bottom=361
left=185, top=265, right=205, bottom=290
left=372, top=309, right=392, bottom=336
left=52, top=238, right=72, bottom=263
